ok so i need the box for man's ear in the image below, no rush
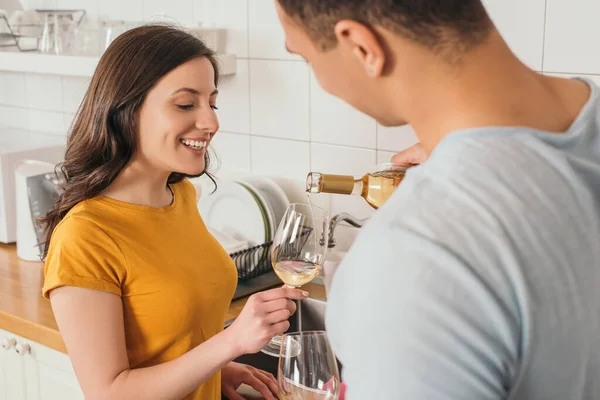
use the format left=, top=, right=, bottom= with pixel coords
left=334, top=20, right=385, bottom=78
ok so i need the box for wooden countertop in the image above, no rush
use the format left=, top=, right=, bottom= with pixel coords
left=0, top=243, right=326, bottom=354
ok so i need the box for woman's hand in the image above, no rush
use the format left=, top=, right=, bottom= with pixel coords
left=225, top=287, right=308, bottom=356
left=221, top=362, right=278, bottom=400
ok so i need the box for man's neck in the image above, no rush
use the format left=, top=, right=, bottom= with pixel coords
left=391, top=30, right=591, bottom=154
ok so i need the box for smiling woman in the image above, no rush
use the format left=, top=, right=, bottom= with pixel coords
left=38, top=24, right=308, bottom=400
left=172, top=87, right=219, bottom=152
left=40, top=25, right=221, bottom=244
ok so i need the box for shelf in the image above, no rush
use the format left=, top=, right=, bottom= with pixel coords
left=0, top=51, right=237, bottom=78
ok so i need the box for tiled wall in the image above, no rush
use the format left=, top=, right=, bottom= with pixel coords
left=2, top=0, right=600, bottom=248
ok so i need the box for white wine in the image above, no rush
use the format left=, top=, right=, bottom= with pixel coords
left=305, top=192, right=319, bottom=255
left=279, top=379, right=336, bottom=400
left=279, top=390, right=336, bottom=400
left=306, top=162, right=406, bottom=209
left=274, top=260, right=322, bottom=287
left=363, top=169, right=405, bottom=208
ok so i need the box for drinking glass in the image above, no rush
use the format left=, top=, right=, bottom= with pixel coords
left=39, top=13, right=75, bottom=55
left=101, top=20, right=133, bottom=51
left=72, top=21, right=101, bottom=56
left=278, top=331, right=340, bottom=400
left=260, top=203, right=329, bottom=357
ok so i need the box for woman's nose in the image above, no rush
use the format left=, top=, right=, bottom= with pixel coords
left=196, top=107, right=219, bottom=134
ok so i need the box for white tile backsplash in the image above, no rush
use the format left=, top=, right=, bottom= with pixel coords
left=194, top=0, right=248, bottom=57
left=63, top=113, right=76, bottom=133
left=377, top=124, right=419, bottom=153
left=216, top=59, right=250, bottom=134
left=482, top=0, right=546, bottom=70
left=310, top=72, right=376, bottom=148
left=0, top=106, right=28, bottom=130
left=143, top=0, right=194, bottom=26
left=27, top=110, right=66, bottom=135
left=20, top=0, right=43, bottom=8
left=25, top=74, right=63, bottom=112
left=210, top=132, right=252, bottom=173
left=544, top=0, right=600, bottom=73
left=0, top=72, right=27, bottom=108
left=97, top=0, right=144, bottom=21
left=250, top=60, right=309, bottom=140
left=30, top=0, right=56, bottom=8
left=248, top=0, right=302, bottom=61
left=62, top=77, right=90, bottom=114
left=29, top=131, right=68, bottom=146
left=377, top=150, right=397, bottom=164
left=55, top=0, right=99, bottom=20
left=310, top=143, right=376, bottom=176
left=251, top=136, right=309, bottom=180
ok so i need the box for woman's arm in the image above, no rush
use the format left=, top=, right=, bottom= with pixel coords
left=50, top=286, right=305, bottom=400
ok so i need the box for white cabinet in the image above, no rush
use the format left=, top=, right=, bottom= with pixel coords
left=35, top=341, right=84, bottom=400
left=0, top=330, right=83, bottom=400
left=0, top=334, right=25, bottom=399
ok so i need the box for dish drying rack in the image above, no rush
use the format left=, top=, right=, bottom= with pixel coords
left=230, top=241, right=273, bottom=281
left=230, top=223, right=317, bottom=281
left=230, top=241, right=282, bottom=300
left=0, top=13, right=35, bottom=51
left=0, top=9, right=86, bottom=52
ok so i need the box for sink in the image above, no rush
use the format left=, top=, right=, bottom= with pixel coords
left=228, top=297, right=340, bottom=376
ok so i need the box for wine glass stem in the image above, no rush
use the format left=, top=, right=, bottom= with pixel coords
left=297, top=299, right=302, bottom=332
left=285, top=285, right=302, bottom=332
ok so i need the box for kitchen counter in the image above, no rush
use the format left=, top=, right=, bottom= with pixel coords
left=0, top=243, right=326, bottom=354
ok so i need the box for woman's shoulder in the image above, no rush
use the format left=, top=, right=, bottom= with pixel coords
left=53, top=200, right=115, bottom=241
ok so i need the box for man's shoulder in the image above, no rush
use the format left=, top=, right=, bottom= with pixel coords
left=423, top=128, right=553, bottom=178
left=383, top=130, right=571, bottom=232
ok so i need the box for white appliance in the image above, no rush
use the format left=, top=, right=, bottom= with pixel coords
left=15, top=160, right=58, bottom=261
left=0, top=128, right=64, bottom=244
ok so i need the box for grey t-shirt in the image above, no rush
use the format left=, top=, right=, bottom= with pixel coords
left=326, top=79, right=600, bottom=399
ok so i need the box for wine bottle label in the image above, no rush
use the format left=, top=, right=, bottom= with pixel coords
left=320, top=174, right=355, bottom=195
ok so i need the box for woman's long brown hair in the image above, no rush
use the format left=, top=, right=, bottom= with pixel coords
left=39, top=24, right=220, bottom=260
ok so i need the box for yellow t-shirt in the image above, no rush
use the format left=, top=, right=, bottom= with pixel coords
left=43, top=179, right=238, bottom=400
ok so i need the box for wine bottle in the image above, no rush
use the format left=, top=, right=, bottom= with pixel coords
left=305, top=163, right=406, bottom=209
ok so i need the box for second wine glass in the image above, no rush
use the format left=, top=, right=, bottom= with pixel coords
left=278, top=331, right=341, bottom=400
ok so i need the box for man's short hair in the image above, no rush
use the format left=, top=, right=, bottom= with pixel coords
left=278, top=0, right=493, bottom=56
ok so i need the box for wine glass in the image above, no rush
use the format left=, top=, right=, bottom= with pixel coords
left=278, top=331, right=341, bottom=400
left=260, top=203, right=329, bottom=357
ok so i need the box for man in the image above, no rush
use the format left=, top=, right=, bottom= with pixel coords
left=275, top=1, right=600, bottom=399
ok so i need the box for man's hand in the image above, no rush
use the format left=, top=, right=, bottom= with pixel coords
left=391, top=143, right=428, bottom=167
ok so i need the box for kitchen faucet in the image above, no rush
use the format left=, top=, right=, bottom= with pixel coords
left=326, top=212, right=368, bottom=248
